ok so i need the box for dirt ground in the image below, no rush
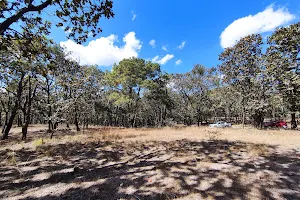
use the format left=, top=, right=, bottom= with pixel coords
left=0, top=125, right=300, bottom=200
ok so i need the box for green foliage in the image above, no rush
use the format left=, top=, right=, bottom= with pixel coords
left=219, top=34, right=271, bottom=127
left=1, top=20, right=300, bottom=137
left=266, top=22, right=300, bottom=128
left=267, top=22, right=300, bottom=112
left=171, top=64, right=217, bottom=125
left=105, top=57, right=161, bottom=103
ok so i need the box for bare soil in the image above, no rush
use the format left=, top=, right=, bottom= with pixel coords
left=1, top=125, right=300, bottom=200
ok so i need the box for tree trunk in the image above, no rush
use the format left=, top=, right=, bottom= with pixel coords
left=260, top=116, right=264, bottom=129
left=253, top=112, right=264, bottom=129
left=22, top=75, right=35, bottom=140
left=53, top=122, right=58, bottom=129
left=1, top=73, right=24, bottom=140
left=131, top=114, right=137, bottom=128
left=50, top=130, right=55, bottom=139
left=17, top=112, right=22, bottom=127
left=291, top=113, right=297, bottom=129
left=21, top=123, right=29, bottom=140
left=160, top=107, right=163, bottom=127
left=2, top=112, right=8, bottom=134
left=47, top=78, right=52, bottom=132
left=74, top=103, right=80, bottom=131
left=48, top=121, right=52, bottom=131
left=84, top=118, right=88, bottom=129
left=75, top=117, right=80, bottom=131
left=1, top=109, right=17, bottom=140
left=242, top=106, right=245, bottom=129
left=75, top=113, right=80, bottom=131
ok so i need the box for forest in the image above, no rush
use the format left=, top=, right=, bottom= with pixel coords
left=1, top=1, right=300, bottom=200
left=0, top=0, right=300, bottom=141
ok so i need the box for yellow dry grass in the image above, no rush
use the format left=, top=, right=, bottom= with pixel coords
left=2, top=124, right=300, bottom=152
left=100, top=126, right=300, bottom=150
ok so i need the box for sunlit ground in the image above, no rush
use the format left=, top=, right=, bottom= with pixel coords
left=1, top=125, right=300, bottom=199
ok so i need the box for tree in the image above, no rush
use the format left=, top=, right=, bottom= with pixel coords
left=209, top=85, right=241, bottom=123
left=141, top=73, right=173, bottom=127
left=171, top=65, right=217, bottom=126
left=67, top=65, right=103, bottom=131
left=0, top=39, right=31, bottom=139
left=0, top=38, right=60, bottom=139
left=219, top=34, right=270, bottom=128
left=0, top=0, right=114, bottom=44
left=267, top=22, right=300, bottom=129
left=190, top=65, right=218, bottom=125
left=105, top=58, right=161, bottom=127
left=20, top=75, right=39, bottom=140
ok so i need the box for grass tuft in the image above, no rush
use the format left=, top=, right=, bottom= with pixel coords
left=33, top=138, right=44, bottom=147
left=205, top=130, right=221, bottom=141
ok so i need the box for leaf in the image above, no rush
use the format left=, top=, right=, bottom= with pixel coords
left=56, top=22, right=63, bottom=27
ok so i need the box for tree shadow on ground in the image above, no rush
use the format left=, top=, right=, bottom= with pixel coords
left=0, top=139, right=300, bottom=200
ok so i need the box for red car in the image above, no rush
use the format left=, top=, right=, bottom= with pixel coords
left=263, top=120, right=287, bottom=129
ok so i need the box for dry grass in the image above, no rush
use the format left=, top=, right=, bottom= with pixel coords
left=0, top=125, right=300, bottom=200
left=2, top=124, right=300, bottom=150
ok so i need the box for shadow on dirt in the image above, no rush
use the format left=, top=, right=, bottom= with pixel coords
left=0, top=126, right=114, bottom=146
left=0, top=139, right=299, bottom=199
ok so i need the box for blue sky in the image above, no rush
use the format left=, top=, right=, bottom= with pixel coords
left=49, top=0, right=300, bottom=74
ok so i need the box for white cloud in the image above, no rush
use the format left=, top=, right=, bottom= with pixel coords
left=152, top=56, right=160, bottom=62
left=177, top=41, right=186, bottom=49
left=175, top=59, right=182, bottom=65
left=220, top=5, right=295, bottom=48
left=149, top=39, right=156, bottom=48
left=162, top=45, right=168, bottom=51
left=152, top=54, right=174, bottom=65
left=65, top=29, right=72, bottom=34
left=60, top=31, right=142, bottom=66
left=131, top=11, right=137, bottom=21
left=132, top=14, right=137, bottom=21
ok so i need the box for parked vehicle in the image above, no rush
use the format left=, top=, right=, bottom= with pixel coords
left=263, top=120, right=287, bottom=129
left=209, top=121, right=232, bottom=128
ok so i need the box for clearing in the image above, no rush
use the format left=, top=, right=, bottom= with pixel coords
left=0, top=125, right=300, bottom=200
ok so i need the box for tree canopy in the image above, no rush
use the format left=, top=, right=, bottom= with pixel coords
left=0, top=18, right=300, bottom=140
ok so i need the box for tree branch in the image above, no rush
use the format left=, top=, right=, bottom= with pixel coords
left=0, top=0, right=52, bottom=35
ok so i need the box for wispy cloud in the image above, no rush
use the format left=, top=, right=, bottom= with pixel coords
left=177, top=41, right=186, bottom=49
left=152, top=54, right=174, bottom=65
left=132, top=11, right=137, bottom=21
left=162, top=45, right=168, bottom=51
left=175, top=59, right=182, bottom=65
left=220, top=5, right=295, bottom=48
left=149, top=39, right=156, bottom=48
